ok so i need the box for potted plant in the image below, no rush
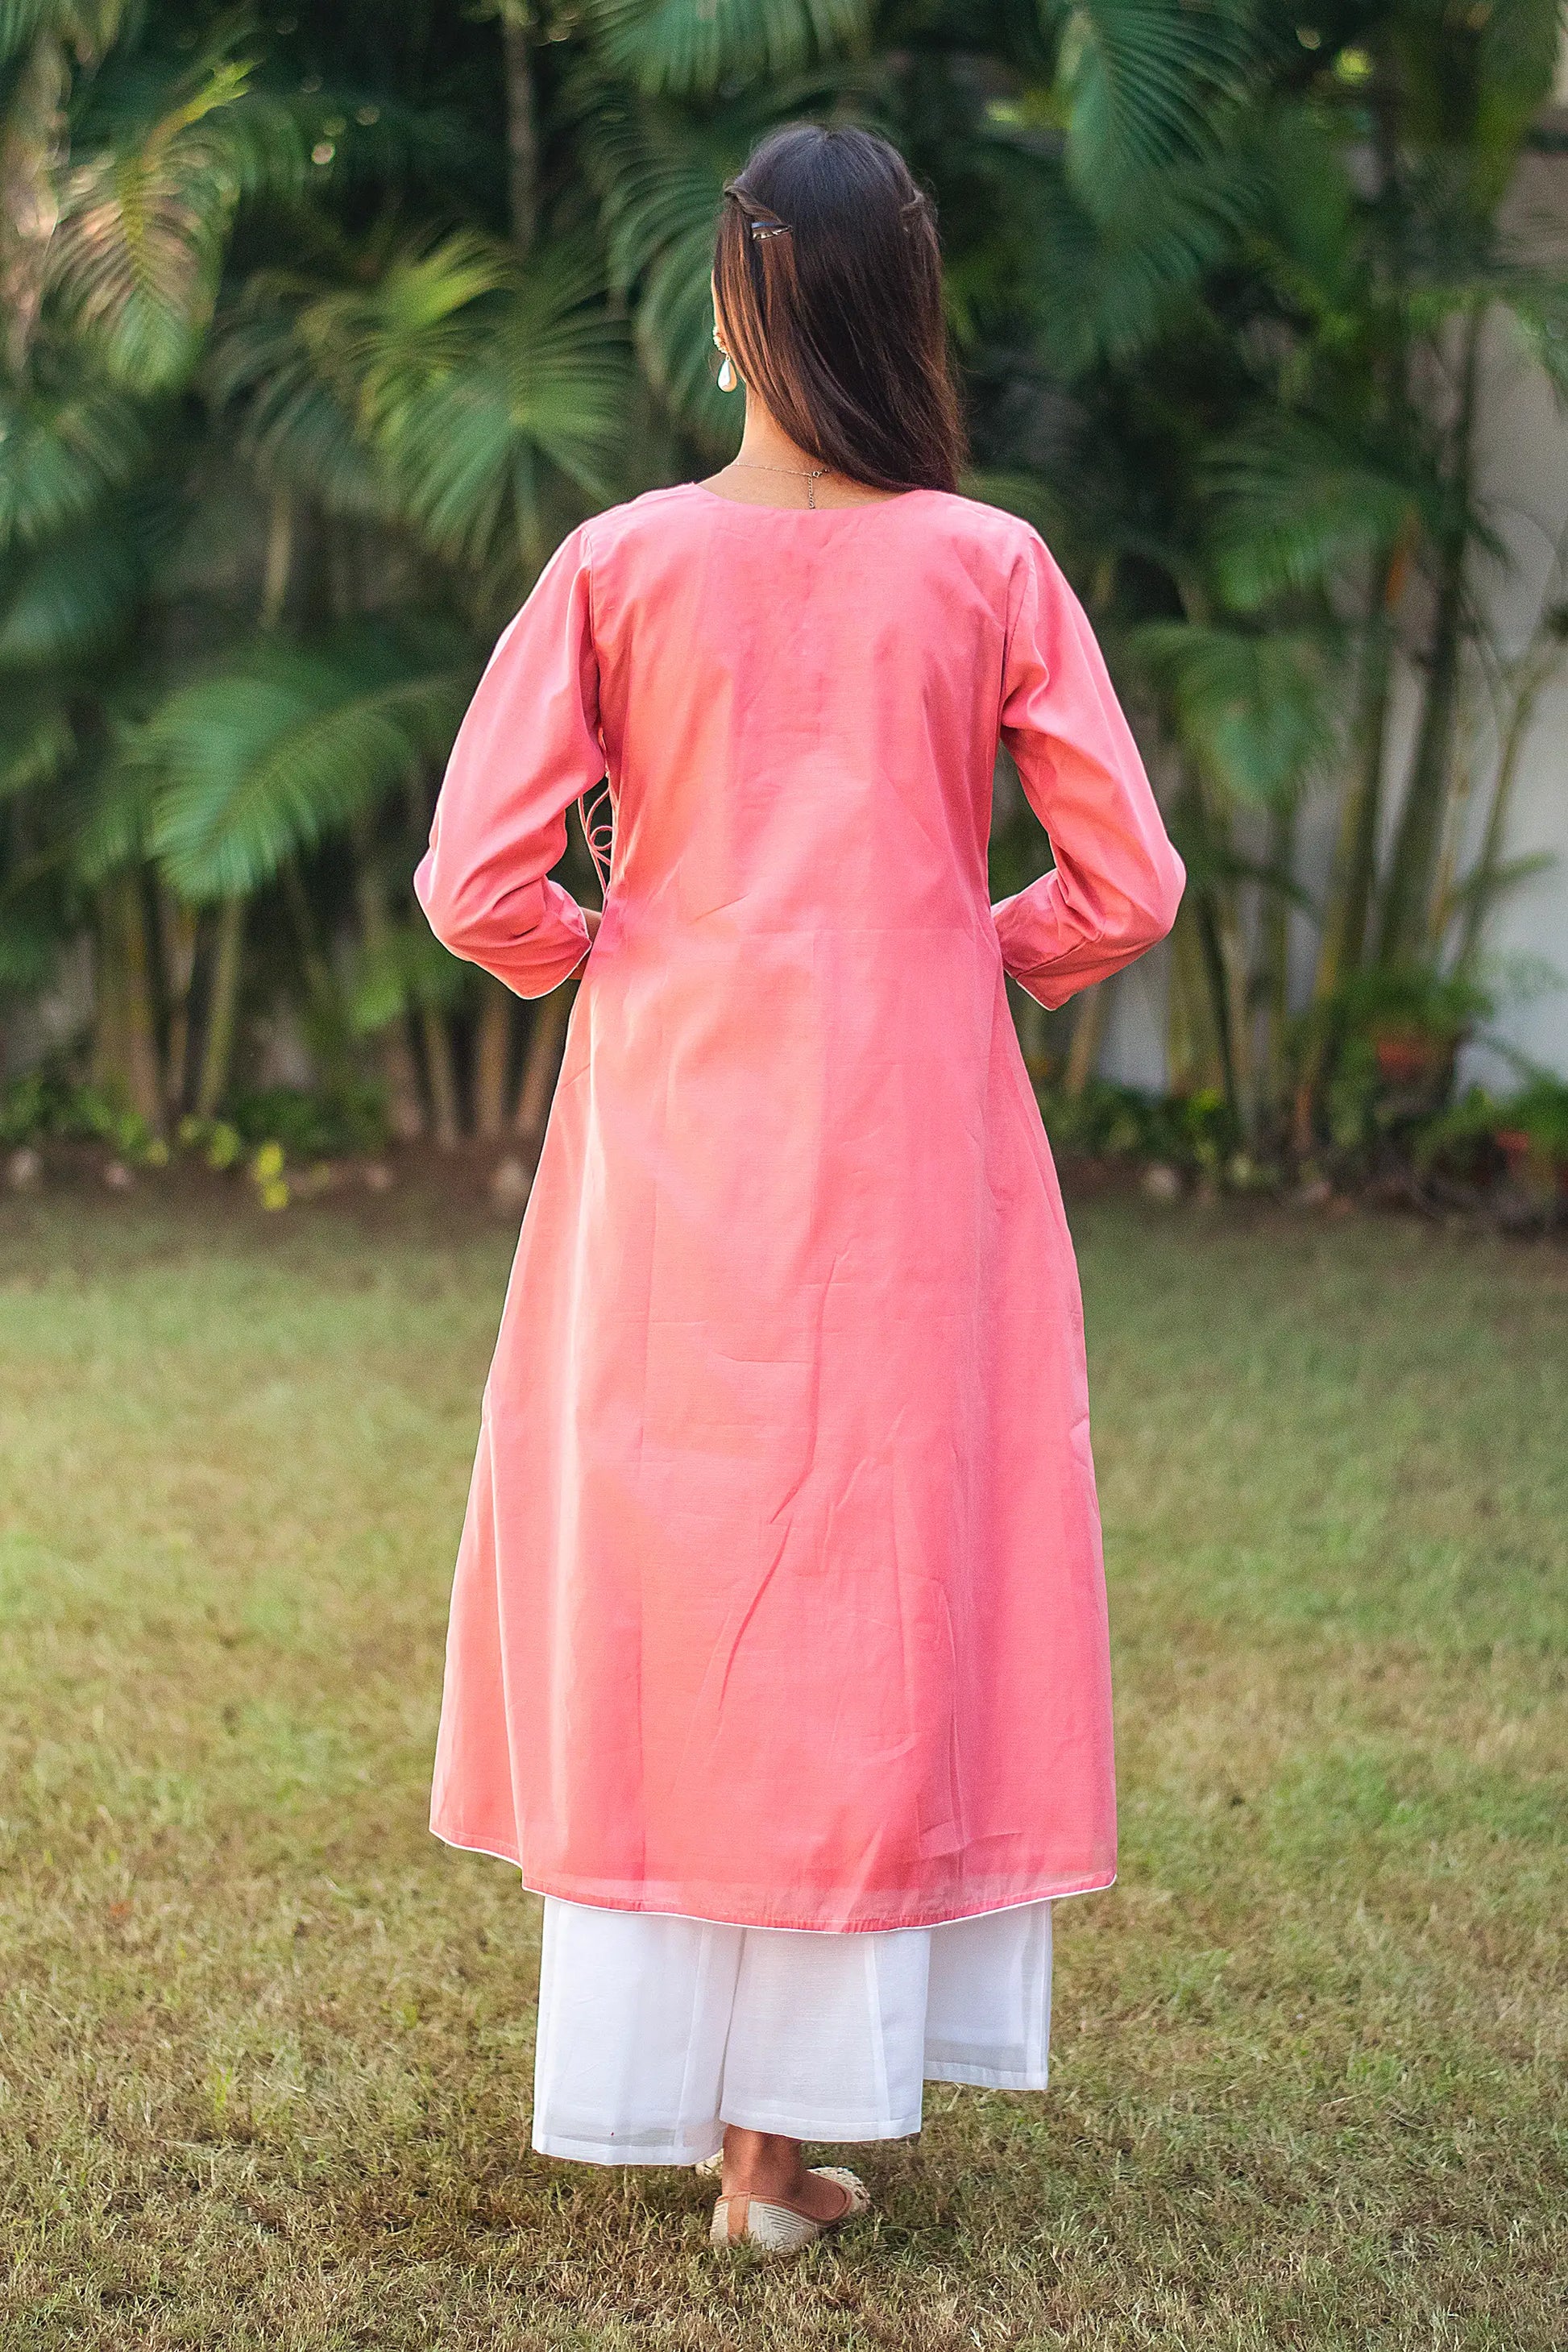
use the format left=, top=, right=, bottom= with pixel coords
left=1354, top=969, right=1491, bottom=1087
left=1492, top=1076, right=1568, bottom=1205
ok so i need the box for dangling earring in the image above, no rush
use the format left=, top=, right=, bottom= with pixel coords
left=718, top=354, right=736, bottom=392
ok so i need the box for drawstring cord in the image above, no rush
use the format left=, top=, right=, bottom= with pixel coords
left=579, top=777, right=614, bottom=898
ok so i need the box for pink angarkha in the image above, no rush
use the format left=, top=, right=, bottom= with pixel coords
left=416, top=483, right=1184, bottom=1935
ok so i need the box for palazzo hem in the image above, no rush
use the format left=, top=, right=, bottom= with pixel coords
left=533, top=2062, right=1048, bottom=2163
left=528, top=1894, right=1056, bottom=2165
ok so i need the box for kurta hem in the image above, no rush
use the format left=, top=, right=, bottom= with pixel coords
left=430, top=1823, right=1115, bottom=1933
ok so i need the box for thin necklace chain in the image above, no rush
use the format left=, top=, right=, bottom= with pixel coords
left=728, top=457, right=831, bottom=509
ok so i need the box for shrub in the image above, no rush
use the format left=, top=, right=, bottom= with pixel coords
left=0, top=1072, right=159, bottom=1162
left=1037, top=1080, right=1241, bottom=1176
left=222, top=1085, right=388, bottom=1159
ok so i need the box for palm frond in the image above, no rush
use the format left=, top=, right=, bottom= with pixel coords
left=571, top=82, right=736, bottom=436
left=581, top=0, right=869, bottom=99
left=49, top=54, right=299, bottom=392
left=307, top=230, right=518, bottom=446
left=1026, top=144, right=1272, bottom=373
left=0, top=500, right=148, bottom=667
left=0, top=680, right=74, bottom=797
left=74, top=735, right=157, bottom=878
left=359, top=244, right=633, bottom=573
left=1045, top=0, right=1259, bottom=211
left=136, top=623, right=477, bottom=901
left=1205, top=417, right=1429, bottom=609
left=1498, top=268, right=1568, bottom=409
left=570, top=69, right=862, bottom=442
left=1132, top=619, right=1338, bottom=806
left=0, top=384, right=150, bottom=551
left=206, top=271, right=396, bottom=518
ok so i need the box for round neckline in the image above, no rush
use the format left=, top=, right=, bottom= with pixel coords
left=682, top=479, right=933, bottom=516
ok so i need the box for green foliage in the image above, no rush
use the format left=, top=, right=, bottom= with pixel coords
left=221, top=1081, right=388, bottom=1158
left=1319, top=964, right=1495, bottom=1049
left=367, top=243, right=633, bottom=573
left=0, top=0, right=1561, bottom=1157
left=1038, top=1076, right=1241, bottom=1175
left=1045, top=0, right=1260, bottom=202
left=1501, top=1073, right=1568, bottom=1162
left=0, top=384, right=149, bottom=545
left=348, top=918, right=467, bottom=1029
left=49, top=48, right=303, bottom=393
left=1416, top=1075, right=1568, bottom=1205
left=133, top=624, right=477, bottom=901
left=0, top=1067, right=156, bottom=1157
left=583, top=0, right=869, bottom=99
left=1131, top=620, right=1336, bottom=806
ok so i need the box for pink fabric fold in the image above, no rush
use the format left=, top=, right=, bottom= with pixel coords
left=414, top=532, right=597, bottom=997
left=991, top=533, right=1184, bottom=1008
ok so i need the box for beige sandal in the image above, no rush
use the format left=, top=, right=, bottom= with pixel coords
left=709, top=2165, right=869, bottom=2255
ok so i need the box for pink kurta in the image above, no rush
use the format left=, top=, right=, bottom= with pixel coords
left=415, top=483, right=1183, bottom=1932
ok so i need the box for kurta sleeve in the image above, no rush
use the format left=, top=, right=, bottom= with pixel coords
left=414, top=524, right=600, bottom=998
left=990, top=529, right=1184, bottom=1010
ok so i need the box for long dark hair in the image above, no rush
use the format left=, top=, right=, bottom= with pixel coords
left=713, top=125, right=964, bottom=496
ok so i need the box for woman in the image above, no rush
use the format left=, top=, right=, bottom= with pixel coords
left=415, top=122, right=1183, bottom=2256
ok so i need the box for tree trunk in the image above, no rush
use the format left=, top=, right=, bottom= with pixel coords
left=351, top=849, right=425, bottom=1141
left=380, top=1014, right=428, bottom=1143
left=472, top=975, right=514, bottom=1139
left=1329, top=607, right=1397, bottom=984
left=1257, top=800, right=1295, bottom=1143
left=261, top=490, right=294, bottom=632
left=1064, top=982, right=1110, bottom=1097
left=1290, top=549, right=1404, bottom=1152
left=196, top=898, right=245, bottom=1117
left=1376, top=305, right=1483, bottom=966
left=1216, top=896, right=1253, bottom=1139
left=95, top=875, right=164, bottom=1132
left=1010, top=981, right=1048, bottom=1076
left=1453, top=652, right=1548, bottom=977
left=500, top=4, right=537, bottom=257
left=421, top=1005, right=462, bottom=1150
left=1165, top=905, right=1224, bottom=1099
left=281, top=861, right=353, bottom=1088
left=514, top=985, right=572, bottom=1144
left=1172, top=770, right=1241, bottom=1116
left=160, top=888, right=199, bottom=1117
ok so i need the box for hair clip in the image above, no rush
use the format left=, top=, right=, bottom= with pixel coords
left=749, top=215, right=790, bottom=240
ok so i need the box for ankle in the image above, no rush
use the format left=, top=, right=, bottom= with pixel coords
left=721, top=2126, right=807, bottom=2200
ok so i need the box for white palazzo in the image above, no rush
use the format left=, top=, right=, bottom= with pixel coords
left=531, top=1896, right=1053, bottom=2165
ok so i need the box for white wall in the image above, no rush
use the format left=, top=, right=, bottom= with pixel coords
left=1458, top=145, right=1568, bottom=1085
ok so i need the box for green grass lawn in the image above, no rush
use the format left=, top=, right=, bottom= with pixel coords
left=1, top=1182, right=1564, bottom=2350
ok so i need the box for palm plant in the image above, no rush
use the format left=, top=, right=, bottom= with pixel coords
left=1, top=0, right=1562, bottom=1166
left=964, top=1, right=1568, bottom=1150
